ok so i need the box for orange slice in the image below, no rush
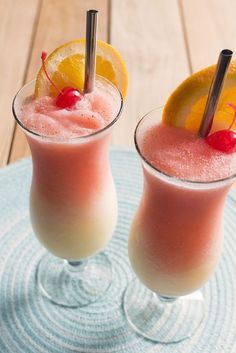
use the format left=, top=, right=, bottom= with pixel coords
left=163, top=61, right=236, bottom=133
left=35, top=39, right=128, bottom=98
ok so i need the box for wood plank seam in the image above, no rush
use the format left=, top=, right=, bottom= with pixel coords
left=178, top=0, right=193, bottom=74
left=107, top=0, right=112, bottom=44
left=7, top=0, right=43, bottom=165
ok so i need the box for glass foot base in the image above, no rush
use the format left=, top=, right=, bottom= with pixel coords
left=123, top=278, right=204, bottom=343
left=36, top=252, right=112, bottom=307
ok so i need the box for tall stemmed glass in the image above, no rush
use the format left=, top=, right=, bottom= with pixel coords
left=124, top=107, right=236, bottom=342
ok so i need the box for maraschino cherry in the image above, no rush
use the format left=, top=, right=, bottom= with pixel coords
left=41, top=51, right=82, bottom=109
left=205, top=103, right=236, bottom=153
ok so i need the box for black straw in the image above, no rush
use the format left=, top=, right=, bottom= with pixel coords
left=84, top=10, right=98, bottom=93
left=199, top=49, right=233, bottom=138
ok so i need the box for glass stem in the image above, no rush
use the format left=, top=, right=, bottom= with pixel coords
left=159, top=295, right=177, bottom=303
left=65, top=260, right=85, bottom=273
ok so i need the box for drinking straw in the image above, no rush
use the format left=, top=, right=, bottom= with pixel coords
left=199, top=49, right=233, bottom=138
left=84, top=10, right=98, bottom=93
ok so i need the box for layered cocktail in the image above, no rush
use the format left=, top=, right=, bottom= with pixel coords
left=129, top=111, right=236, bottom=297
left=124, top=59, right=236, bottom=342
left=13, top=39, right=127, bottom=307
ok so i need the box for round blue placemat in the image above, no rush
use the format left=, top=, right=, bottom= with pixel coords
left=0, top=148, right=236, bottom=353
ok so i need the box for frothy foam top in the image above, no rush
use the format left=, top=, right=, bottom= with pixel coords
left=19, top=79, right=121, bottom=138
left=139, top=123, right=236, bottom=182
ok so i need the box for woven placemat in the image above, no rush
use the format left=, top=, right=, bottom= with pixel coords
left=0, top=148, right=236, bottom=353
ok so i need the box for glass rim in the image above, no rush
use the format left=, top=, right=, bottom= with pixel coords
left=12, top=76, right=123, bottom=142
left=134, top=107, right=236, bottom=187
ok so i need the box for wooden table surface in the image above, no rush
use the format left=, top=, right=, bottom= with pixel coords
left=1, top=0, right=236, bottom=168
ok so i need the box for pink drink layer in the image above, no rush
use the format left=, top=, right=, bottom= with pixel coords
left=129, top=122, right=236, bottom=296
left=139, top=123, right=236, bottom=182
left=20, top=80, right=120, bottom=138
left=18, top=79, right=121, bottom=260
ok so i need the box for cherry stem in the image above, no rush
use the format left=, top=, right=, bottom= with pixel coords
left=41, top=51, right=62, bottom=94
left=227, top=103, right=236, bottom=130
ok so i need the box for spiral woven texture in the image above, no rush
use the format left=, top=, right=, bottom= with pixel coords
left=0, top=149, right=236, bottom=353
